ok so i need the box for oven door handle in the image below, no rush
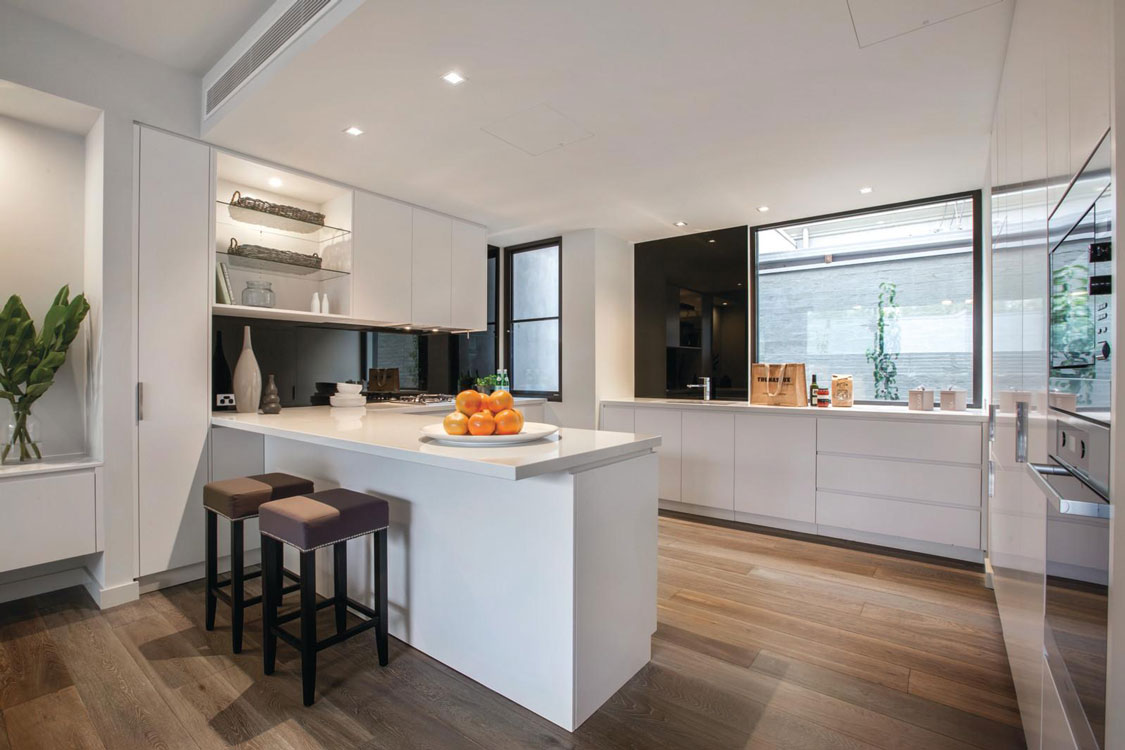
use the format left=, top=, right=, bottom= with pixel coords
left=1028, top=463, right=1111, bottom=519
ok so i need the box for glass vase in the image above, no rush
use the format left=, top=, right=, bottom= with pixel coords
left=2, top=407, right=42, bottom=464
left=241, top=280, right=275, bottom=308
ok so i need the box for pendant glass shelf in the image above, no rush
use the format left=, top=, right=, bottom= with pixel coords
left=216, top=251, right=350, bottom=281
left=217, top=200, right=351, bottom=244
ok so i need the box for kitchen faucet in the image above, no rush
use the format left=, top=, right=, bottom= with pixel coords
left=686, top=376, right=711, bottom=401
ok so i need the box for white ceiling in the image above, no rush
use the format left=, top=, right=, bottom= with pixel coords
left=5, top=0, right=275, bottom=74
left=31, top=0, right=1012, bottom=246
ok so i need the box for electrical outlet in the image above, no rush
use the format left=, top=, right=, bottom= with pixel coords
left=216, top=394, right=236, bottom=407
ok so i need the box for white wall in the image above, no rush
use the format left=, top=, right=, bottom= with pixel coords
left=0, top=1, right=201, bottom=602
left=0, top=113, right=87, bottom=456
left=539, top=229, right=632, bottom=430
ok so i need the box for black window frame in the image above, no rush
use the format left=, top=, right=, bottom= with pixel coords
left=750, top=190, right=983, bottom=408
left=504, top=237, right=563, bottom=401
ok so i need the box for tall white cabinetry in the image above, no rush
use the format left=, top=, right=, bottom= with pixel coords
left=137, top=127, right=212, bottom=577
left=352, top=191, right=412, bottom=324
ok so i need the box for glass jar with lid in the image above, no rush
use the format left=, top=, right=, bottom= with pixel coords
left=242, top=280, right=275, bottom=308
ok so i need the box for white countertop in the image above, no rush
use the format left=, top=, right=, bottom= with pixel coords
left=211, top=405, right=659, bottom=481
left=602, top=397, right=988, bottom=423
left=0, top=454, right=102, bottom=480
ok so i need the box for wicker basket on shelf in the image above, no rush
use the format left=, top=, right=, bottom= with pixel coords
left=229, top=190, right=325, bottom=226
left=227, top=238, right=322, bottom=269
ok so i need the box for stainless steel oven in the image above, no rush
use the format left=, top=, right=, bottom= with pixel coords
left=1035, top=127, right=1112, bottom=750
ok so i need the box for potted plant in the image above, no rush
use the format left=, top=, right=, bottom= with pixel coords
left=475, top=374, right=499, bottom=394
left=0, top=286, right=90, bottom=462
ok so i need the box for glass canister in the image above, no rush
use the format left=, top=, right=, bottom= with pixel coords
left=241, top=280, right=275, bottom=308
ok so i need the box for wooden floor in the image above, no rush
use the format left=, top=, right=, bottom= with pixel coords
left=0, top=515, right=1025, bottom=749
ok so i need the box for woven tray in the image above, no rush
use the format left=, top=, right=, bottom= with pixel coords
left=230, top=190, right=325, bottom=227
left=227, top=238, right=322, bottom=269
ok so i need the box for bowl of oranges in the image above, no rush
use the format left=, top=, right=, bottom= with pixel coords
left=420, top=389, right=559, bottom=446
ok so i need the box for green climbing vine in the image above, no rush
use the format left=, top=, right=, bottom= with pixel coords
left=865, top=281, right=900, bottom=400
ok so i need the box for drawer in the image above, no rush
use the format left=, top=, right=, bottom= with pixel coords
left=817, top=454, right=982, bottom=508
left=0, top=470, right=97, bottom=573
left=816, top=491, right=981, bottom=549
left=817, top=418, right=982, bottom=464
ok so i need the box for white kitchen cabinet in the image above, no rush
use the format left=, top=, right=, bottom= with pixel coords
left=451, top=220, right=488, bottom=331
left=816, top=491, right=981, bottom=549
left=816, top=454, right=981, bottom=508
left=411, top=209, right=453, bottom=328
left=137, top=126, right=212, bottom=577
left=599, top=404, right=635, bottom=432
left=817, top=417, right=981, bottom=465
left=734, top=414, right=814, bottom=524
left=634, top=407, right=682, bottom=502
left=352, top=191, right=412, bottom=324
left=680, top=410, right=733, bottom=512
left=0, top=469, right=97, bottom=573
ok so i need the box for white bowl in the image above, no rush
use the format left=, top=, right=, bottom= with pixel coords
left=336, top=382, right=363, bottom=395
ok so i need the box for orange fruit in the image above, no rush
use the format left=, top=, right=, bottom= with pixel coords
left=443, top=411, right=469, bottom=435
left=456, top=389, right=483, bottom=416
left=468, top=411, right=496, bottom=436
left=486, top=390, right=514, bottom=413
left=495, top=408, right=524, bottom=435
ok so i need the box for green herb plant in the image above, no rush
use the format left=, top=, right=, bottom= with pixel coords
left=865, top=281, right=900, bottom=401
left=0, top=286, right=90, bottom=462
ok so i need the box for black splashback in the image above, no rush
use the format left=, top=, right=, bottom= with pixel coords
left=634, top=226, right=748, bottom=401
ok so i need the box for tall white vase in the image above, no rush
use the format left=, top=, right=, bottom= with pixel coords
left=233, top=325, right=261, bottom=413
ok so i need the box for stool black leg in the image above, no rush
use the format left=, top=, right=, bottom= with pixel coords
left=299, top=550, right=317, bottom=706
left=230, top=520, right=245, bottom=653
left=262, top=536, right=280, bottom=675
left=374, top=528, right=388, bottom=667
left=204, top=510, right=218, bottom=631
left=333, top=542, right=348, bottom=635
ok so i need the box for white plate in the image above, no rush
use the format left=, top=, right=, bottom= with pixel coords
left=420, top=421, right=559, bottom=446
left=330, top=394, right=367, bottom=407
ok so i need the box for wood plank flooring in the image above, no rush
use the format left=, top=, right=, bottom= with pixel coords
left=0, top=515, right=1025, bottom=749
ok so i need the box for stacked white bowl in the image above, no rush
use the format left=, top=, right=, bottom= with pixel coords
left=330, top=382, right=366, bottom=408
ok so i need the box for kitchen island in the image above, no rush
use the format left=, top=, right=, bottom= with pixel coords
left=211, top=406, right=660, bottom=731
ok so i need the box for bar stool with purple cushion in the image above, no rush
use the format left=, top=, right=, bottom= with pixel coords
left=259, top=488, right=390, bottom=706
left=202, top=472, right=313, bottom=652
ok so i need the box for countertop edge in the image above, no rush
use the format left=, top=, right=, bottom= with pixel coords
left=211, top=415, right=661, bottom=481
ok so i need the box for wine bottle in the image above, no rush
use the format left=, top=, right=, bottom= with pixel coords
left=809, top=374, right=818, bottom=407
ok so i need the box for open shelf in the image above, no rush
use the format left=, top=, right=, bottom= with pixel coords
left=212, top=303, right=411, bottom=330
left=217, top=200, right=351, bottom=243
left=216, top=251, right=349, bottom=281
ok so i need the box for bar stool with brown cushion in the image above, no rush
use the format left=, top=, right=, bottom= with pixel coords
left=203, top=472, right=314, bottom=652
left=259, top=488, right=390, bottom=706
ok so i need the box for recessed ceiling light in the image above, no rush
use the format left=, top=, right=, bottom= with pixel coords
left=852, top=305, right=863, bottom=310
left=859, top=186, right=873, bottom=194
left=737, top=282, right=743, bottom=286
left=674, top=221, right=687, bottom=227
left=403, top=325, right=412, bottom=330
left=708, top=239, right=716, bottom=244
left=442, top=71, right=466, bottom=85
left=757, top=206, right=770, bottom=213
left=941, top=299, right=953, bottom=305
left=268, top=177, right=283, bottom=188
left=965, top=298, right=973, bottom=304
left=343, top=126, right=364, bottom=136
left=431, top=328, right=439, bottom=333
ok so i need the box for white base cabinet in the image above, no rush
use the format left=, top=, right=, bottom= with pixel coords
left=680, top=411, right=734, bottom=513
left=0, top=468, right=98, bottom=573
left=599, top=401, right=987, bottom=560
left=734, top=414, right=814, bottom=524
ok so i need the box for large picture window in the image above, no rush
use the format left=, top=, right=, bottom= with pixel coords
left=752, top=192, right=982, bottom=405
left=505, top=238, right=562, bottom=400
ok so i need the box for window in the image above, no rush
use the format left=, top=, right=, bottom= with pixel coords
left=505, top=238, right=562, bottom=400
left=752, top=192, right=982, bottom=405
left=453, top=246, right=500, bottom=390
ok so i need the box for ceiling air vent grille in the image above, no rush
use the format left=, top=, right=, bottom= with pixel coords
left=205, top=0, right=332, bottom=115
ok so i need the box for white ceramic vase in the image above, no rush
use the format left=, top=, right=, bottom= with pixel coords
left=233, top=325, right=262, bottom=413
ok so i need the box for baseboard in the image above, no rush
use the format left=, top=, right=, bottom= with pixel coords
left=83, top=577, right=140, bottom=609
left=659, top=499, right=735, bottom=522
left=137, top=548, right=262, bottom=594
left=815, top=524, right=984, bottom=564
left=733, top=510, right=817, bottom=535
